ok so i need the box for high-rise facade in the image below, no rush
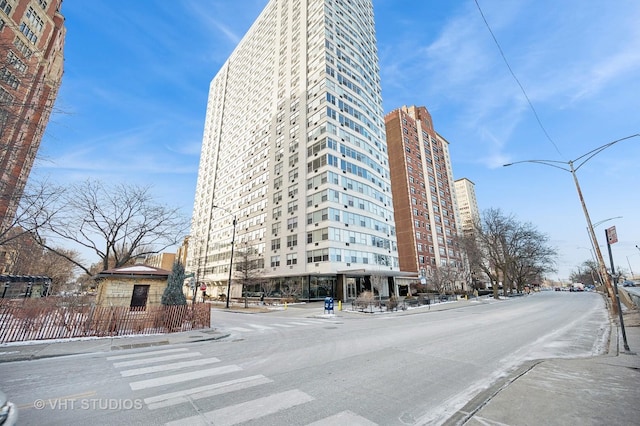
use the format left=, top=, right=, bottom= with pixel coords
left=454, top=177, right=479, bottom=237
left=0, top=0, right=65, bottom=233
left=385, top=106, right=463, bottom=276
left=189, top=0, right=398, bottom=301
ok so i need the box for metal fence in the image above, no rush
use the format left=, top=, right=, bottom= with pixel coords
left=0, top=298, right=210, bottom=343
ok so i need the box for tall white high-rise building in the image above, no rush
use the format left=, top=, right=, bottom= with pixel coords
left=189, top=0, right=399, bottom=301
left=453, top=178, right=479, bottom=237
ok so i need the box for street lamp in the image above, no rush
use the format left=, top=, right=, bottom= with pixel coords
left=503, top=133, right=639, bottom=314
left=213, top=205, right=237, bottom=309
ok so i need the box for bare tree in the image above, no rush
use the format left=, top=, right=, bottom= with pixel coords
left=462, top=208, right=556, bottom=299
left=570, top=259, right=600, bottom=286
left=370, top=274, right=386, bottom=302
left=1, top=178, right=64, bottom=246
left=234, top=242, right=264, bottom=307
left=2, top=230, right=79, bottom=294
left=426, top=266, right=460, bottom=295
left=34, top=179, right=189, bottom=276
left=280, top=279, right=302, bottom=301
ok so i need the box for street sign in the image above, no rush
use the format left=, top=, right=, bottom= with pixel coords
left=606, top=226, right=618, bottom=244
left=185, top=272, right=195, bottom=278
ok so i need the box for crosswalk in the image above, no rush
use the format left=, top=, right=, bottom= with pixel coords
left=106, top=346, right=376, bottom=425
left=225, top=318, right=339, bottom=334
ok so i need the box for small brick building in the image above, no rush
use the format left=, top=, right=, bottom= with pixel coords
left=95, top=265, right=171, bottom=308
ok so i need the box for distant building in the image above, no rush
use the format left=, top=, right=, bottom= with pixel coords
left=0, top=0, right=65, bottom=233
left=385, top=106, right=464, bottom=276
left=189, top=0, right=400, bottom=301
left=454, top=178, right=480, bottom=237
left=144, top=252, right=176, bottom=271
left=175, top=236, right=189, bottom=267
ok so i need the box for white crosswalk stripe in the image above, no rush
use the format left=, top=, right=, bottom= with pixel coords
left=105, top=344, right=375, bottom=425
left=113, top=351, right=200, bottom=368
left=145, top=375, right=272, bottom=410
left=247, top=323, right=274, bottom=330
left=120, top=357, right=221, bottom=377
left=129, top=364, right=242, bottom=390
left=306, top=410, right=378, bottom=425
left=227, top=319, right=340, bottom=334
left=165, top=389, right=315, bottom=426
left=228, top=326, right=252, bottom=332
left=107, top=347, right=188, bottom=361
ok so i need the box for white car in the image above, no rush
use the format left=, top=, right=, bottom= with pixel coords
left=0, top=390, right=17, bottom=426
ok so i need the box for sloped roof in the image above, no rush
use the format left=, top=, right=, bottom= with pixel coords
left=97, top=264, right=171, bottom=278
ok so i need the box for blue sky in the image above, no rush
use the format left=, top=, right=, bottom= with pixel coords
left=35, top=0, right=640, bottom=280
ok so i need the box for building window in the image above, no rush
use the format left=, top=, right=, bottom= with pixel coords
left=272, top=206, right=282, bottom=219
left=271, top=238, right=280, bottom=250
left=271, top=256, right=280, bottom=267
left=286, top=253, right=298, bottom=265
left=287, top=234, right=298, bottom=248
left=0, top=0, right=12, bottom=15
left=19, top=22, right=38, bottom=44
left=287, top=217, right=298, bottom=230
left=272, top=222, right=281, bottom=235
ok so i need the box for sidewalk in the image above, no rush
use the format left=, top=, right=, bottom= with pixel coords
left=1, top=297, right=638, bottom=425
left=446, top=308, right=640, bottom=426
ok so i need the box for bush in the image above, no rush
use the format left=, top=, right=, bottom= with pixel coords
left=162, top=261, right=187, bottom=306
left=356, top=291, right=375, bottom=303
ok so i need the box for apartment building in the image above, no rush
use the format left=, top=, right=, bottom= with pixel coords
left=189, top=0, right=399, bottom=301
left=454, top=177, right=479, bottom=237
left=385, top=106, right=464, bottom=279
left=0, top=0, right=65, bottom=233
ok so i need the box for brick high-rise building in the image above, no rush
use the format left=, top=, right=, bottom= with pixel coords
left=189, top=0, right=399, bottom=301
left=0, top=0, right=65, bottom=233
left=385, top=106, right=463, bottom=277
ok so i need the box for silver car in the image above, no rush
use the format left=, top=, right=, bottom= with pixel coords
left=0, top=390, right=17, bottom=426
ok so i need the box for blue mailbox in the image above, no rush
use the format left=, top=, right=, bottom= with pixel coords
left=324, top=296, right=334, bottom=313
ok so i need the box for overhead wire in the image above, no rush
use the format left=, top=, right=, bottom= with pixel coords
left=473, top=0, right=564, bottom=158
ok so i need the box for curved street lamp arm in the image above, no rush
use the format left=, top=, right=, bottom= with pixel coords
left=503, top=159, right=570, bottom=172
left=573, top=134, right=640, bottom=172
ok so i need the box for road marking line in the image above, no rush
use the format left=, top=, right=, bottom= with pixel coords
left=129, top=365, right=241, bottom=390
left=165, top=389, right=314, bottom=426
left=120, top=357, right=220, bottom=377
left=113, top=352, right=200, bottom=368
left=270, top=323, right=295, bottom=328
left=228, top=327, right=252, bottom=332
left=107, top=348, right=188, bottom=361
left=247, top=324, right=274, bottom=330
left=305, top=410, right=378, bottom=425
left=145, top=375, right=272, bottom=410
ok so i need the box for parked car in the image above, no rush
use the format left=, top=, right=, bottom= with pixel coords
left=622, top=281, right=636, bottom=287
left=0, top=389, right=18, bottom=426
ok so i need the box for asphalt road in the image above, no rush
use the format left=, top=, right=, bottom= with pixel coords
left=0, top=291, right=608, bottom=425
